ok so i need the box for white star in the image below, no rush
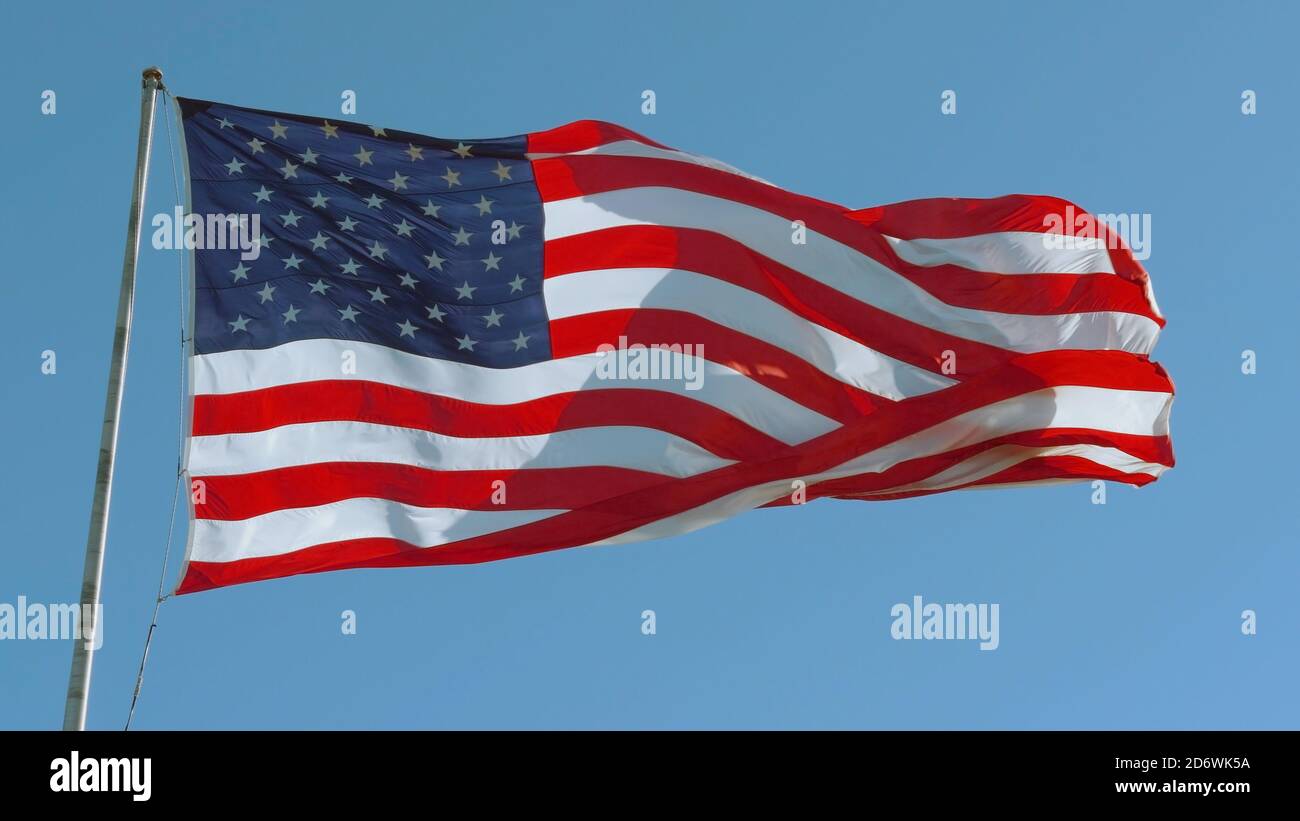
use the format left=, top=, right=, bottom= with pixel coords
left=481, top=252, right=502, bottom=271
left=423, top=250, right=445, bottom=270
left=393, top=219, right=415, bottom=237
left=368, top=286, right=389, bottom=304
left=405, top=144, right=424, bottom=161
left=452, top=142, right=473, bottom=159
left=309, top=191, right=330, bottom=209
left=421, top=200, right=441, bottom=218
left=440, top=167, right=461, bottom=187
left=388, top=171, right=409, bottom=191
left=337, top=215, right=359, bottom=231
left=456, top=333, right=476, bottom=351
left=492, top=161, right=513, bottom=182
left=334, top=171, right=355, bottom=185
left=507, top=274, right=526, bottom=293
left=396, top=319, right=417, bottom=338
left=300, top=147, right=320, bottom=165
left=511, top=331, right=530, bottom=350
left=367, top=240, right=389, bottom=260
left=354, top=146, right=374, bottom=166
left=280, top=210, right=302, bottom=227
left=474, top=195, right=494, bottom=215
left=364, top=193, right=386, bottom=209
left=216, top=116, right=235, bottom=129
left=398, top=272, right=418, bottom=288
left=506, top=221, right=523, bottom=240
left=282, top=253, right=303, bottom=270
left=230, top=262, right=251, bottom=282
left=370, top=126, right=387, bottom=137
left=483, top=308, right=503, bottom=327
left=268, top=120, right=289, bottom=140
left=279, top=160, right=300, bottom=179
left=338, top=305, right=359, bottom=322
left=253, top=186, right=274, bottom=203
left=455, top=281, right=476, bottom=300
left=309, top=232, right=330, bottom=251
left=452, top=226, right=472, bottom=246
left=340, top=258, right=362, bottom=275
left=321, top=120, right=339, bottom=139
left=426, top=304, right=445, bottom=322
left=309, top=279, right=332, bottom=295
left=253, top=233, right=274, bottom=250
left=246, top=137, right=266, bottom=154
left=224, top=157, right=246, bottom=175
left=256, top=283, right=276, bottom=303
left=282, top=304, right=301, bottom=323
left=229, top=314, right=251, bottom=332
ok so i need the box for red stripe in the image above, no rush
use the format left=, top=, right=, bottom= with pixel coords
left=527, top=119, right=671, bottom=155
left=193, top=380, right=784, bottom=461
left=178, top=449, right=1156, bottom=593
left=763, top=428, right=1173, bottom=506
left=850, top=455, right=1158, bottom=501
left=545, top=224, right=1013, bottom=378
left=853, top=194, right=1108, bottom=237
left=193, top=463, right=670, bottom=521
left=178, top=349, right=1173, bottom=593
left=534, top=155, right=1162, bottom=324
left=844, top=195, right=1153, bottom=295
left=548, top=309, right=883, bottom=422
left=970, top=455, right=1158, bottom=488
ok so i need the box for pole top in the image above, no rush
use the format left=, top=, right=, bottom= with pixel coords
left=142, top=66, right=163, bottom=87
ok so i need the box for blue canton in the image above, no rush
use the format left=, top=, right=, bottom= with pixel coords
left=178, top=98, right=548, bottom=366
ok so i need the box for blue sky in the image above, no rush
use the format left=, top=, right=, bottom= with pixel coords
left=1, top=0, right=1296, bottom=729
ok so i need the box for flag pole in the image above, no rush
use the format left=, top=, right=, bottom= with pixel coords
left=62, top=66, right=164, bottom=731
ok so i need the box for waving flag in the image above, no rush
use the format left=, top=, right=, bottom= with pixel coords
left=173, top=99, right=1173, bottom=594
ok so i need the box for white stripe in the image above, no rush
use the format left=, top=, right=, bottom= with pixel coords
left=545, top=267, right=955, bottom=400
left=595, top=439, right=1165, bottom=545
left=588, top=386, right=1172, bottom=547
left=190, top=499, right=565, bottom=563
left=884, top=232, right=1117, bottom=275
left=543, top=188, right=1161, bottom=355
left=833, top=386, right=1172, bottom=476
left=187, top=388, right=1172, bottom=565
left=590, top=477, right=793, bottom=547
left=534, top=143, right=1120, bottom=278
left=846, top=443, right=1166, bottom=497
left=188, top=421, right=733, bottom=478
left=192, top=338, right=837, bottom=445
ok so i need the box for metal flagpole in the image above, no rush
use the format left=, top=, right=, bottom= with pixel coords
left=62, top=66, right=164, bottom=731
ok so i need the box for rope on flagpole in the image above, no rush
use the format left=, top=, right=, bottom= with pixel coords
left=125, top=89, right=188, bottom=731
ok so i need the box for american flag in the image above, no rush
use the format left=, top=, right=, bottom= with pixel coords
left=174, top=99, right=1174, bottom=594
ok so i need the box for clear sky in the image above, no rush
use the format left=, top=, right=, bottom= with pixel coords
left=2, top=0, right=1296, bottom=729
